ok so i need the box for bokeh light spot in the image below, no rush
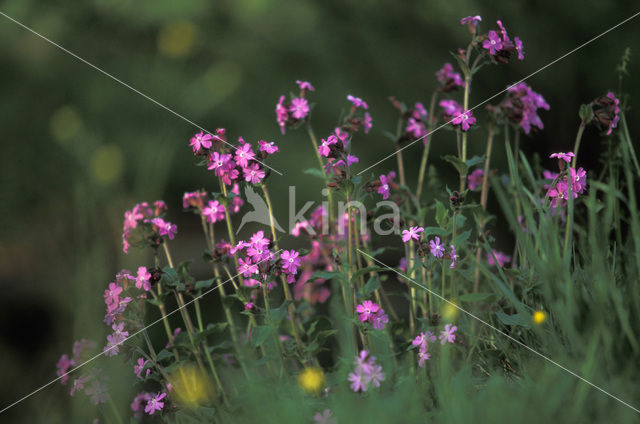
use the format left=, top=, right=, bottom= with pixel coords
left=157, top=20, right=197, bottom=59
left=91, top=144, right=123, bottom=183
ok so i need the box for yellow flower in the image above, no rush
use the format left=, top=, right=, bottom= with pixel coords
left=533, top=310, right=547, bottom=325
left=298, top=367, right=325, bottom=393
left=169, top=365, right=214, bottom=408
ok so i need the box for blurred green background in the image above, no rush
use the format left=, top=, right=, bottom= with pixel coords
left=1, top=0, right=638, bottom=422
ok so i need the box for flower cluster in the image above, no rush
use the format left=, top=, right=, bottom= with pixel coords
left=375, top=171, right=397, bottom=200
left=276, top=80, right=315, bottom=134
left=131, top=391, right=168, bottom=417
left=348, top=350, right=385, bottom=392
left=405, top=102, right=429, bottom=141
left=493, top=82, right=550, bottom=134
left=593, top=91, right=621, bottom=135
left=546, top=152, right=588, bottom=209
left=436, top=63, right=465, bottom=92
left=402, top=229, right=458, bottom=269
left=467, top=168, right=484, bottom=191
left=122, top=201, right=177, bottom=253
left=412, top=331, right=436, bottom=367
left=56, top=340, right=110, bottom=405
left=487, top=250, right=511, bottom=267
left=356, top=300, right=389, bottom=330
left=481, top=20, right=524, bottom=63
left=203, top=134, right=276, bottom=186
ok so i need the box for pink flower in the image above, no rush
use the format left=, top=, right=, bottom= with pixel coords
left=259, top=140, right=279, bottom=155
left=131, top=392, right=151, bottom=418
left=144, top=392, right=166, bottom=415
left=515, top=36, right=525, bottom=60
left=151, top=218, right=178, bottom=240
left=348, top=370, right=368, bottom=392
left=244, top=302, right=254, bottom=311
left=314, top=409, right=336, bottom=424
left=372, top=309, right=389, bottom=330
left=451, top=110, right=476, bottom=131
left=347, top=95, right=369, bottom=110
left=281, top=250, right=301, bottom=274
left=104, top=283, right=122, bottom=308
left=364, top=112, right=373, bottom=134
left=134, top=358, right=150, bottom=379
left=402, top=226, right=424, bottom=243
left=429, top=237, right=445, bottom=258
left=440, top=99, right=462, bottom=117
left=468, top=168, right=484, bottom=190
left=406, top=117, right=427, bottom=139
left=296, top=80, right=315, bottom=92
left=318, top=135, right=338, bottom=157
left=234, top=142, right=255, bottom=168
left=243, top=163, right=266, bottom=184
left=135, top=266, right=151, bottom=291
left=189, top=131, right=213, bottom=154
left=356, top=300, right=380, bottom=322
left=346, top=155, right=359, bottom=166
left=436, top=63, right=465, bottom=90
left=605, top=91, right=620, bottom=135
left=377, top=171, right=396, bottom=200
left=570, top=167, right=587, bottom=193
left=488, top=250, right=511, bottom=267
left=238, top=258, right=258, bottom=278
left=550, top=152, right=574, bottom=163
left=70, top=375, right=89, bottom=397
left=483, top=30, right=503, bottom=55
left=289, top=97, right=310, bottom=120
left=56, top=354, right=75, bottom=384
left=417, top=345, right=431, bottom=367
left=276, top=95, right=289, bottom=134
left=449, top=245, right=458, bottom=269
left=460, top=15, right=482, bottom=26
left=207, top=151, right=234, bottom=176
left=439, top=323, right=457, bottom=345
left=202, top=200, right=226, bottom=223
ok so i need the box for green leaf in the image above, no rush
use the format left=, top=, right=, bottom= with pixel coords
left=458, top=292, right=494, bottom=302
left=308, top=270, right=346, bottom=282
left=304, top=167, right=326, bottom=180
left=465, top=155, right=486, bottom=168
left=270, top=300, right=292, bottom=325
left=195, top=278, right=218, bottom=291
left=579, top=103, right=594, bottom=124
left=443, top=155, right=468, bottom=176
left=364, top=277, right=381, bottom=295
left=495, top=311, right=531, bottom=329
left=156, top=349, right=173, bottom=362
left=435, top=200, right=448, bottom=227
left=251, top=325, right=274, bottom=347
left=424, top=226, right=449, bottom=238
left=351, top=266, right=385, bottom=283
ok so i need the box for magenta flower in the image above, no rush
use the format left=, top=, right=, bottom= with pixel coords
left=483, top=30, right=503, bottom=55
left=429, top=237, right=445, bottom=258
left=281, top=249, right=301, bottom=274
left=151, top=218, right=178, bottom=240
left=314, top=409, right=336, bottom=424
left=550, top=152, right=574, bottom=163
left=377, top=171, right=396, bottom=200
left=439, top=323, right=457, bottom=345
left=202, top=200, right=226, bottom=223
left=402, top=226, right=424, bottom=243
left=368, top=364, right=386, bottom=388
left=346, top=155, right=359, bottom=167
left=412, top=332, right=427, bottom=348
left=515, top=36, right=525, bottom=60
left=417, top=345, right=431, bottom=367
left=318, top=135, right=338, bottom=157
left=238, top=258, right=258, bottom=278
left=56, top=354, right=75, bottom=384
left=243, top=163, right=266, bottom=184
left=289, top=97, right=310, bottom=120
left=144, top=392, right=166, bottom=415
left=460, top=15, right=482, bottom=26
left=356, top=300, right=380, bottom=322
left=406, top=117, right=427, bottom=139
left=104, top=283, right=122, bottom=308
left=451, top=110, right=476, bottom=131
left=440, top=99, right=462, bottom=117
left=70, top=375, right=89, bottom=397
left=259, top=140, right=279, bottom=155
left=570, top=167, right=587, bottom=193
left=189, top=131, right=213, bottom=154
left=488, top=250, right=511, bottom=267
left=372, top=309, right=389, bottom=330
left=296, top=80, right=315, bottom=92
left=276, top=95, right=289, bottom=134
left=135, top=266, right=151, bottom=291
left=364, top=112, right=373, bottom=134
left=605, top=91, right=621, bottom=135
left=131, top=393, right=151, bottom=418
left=468, top=168, right=484, bottom=191
left=207, top=151, right=233, bottom=176
left=449, top=245, right=458, bottom=269
left=347, top=94, right=369, bottom=110
left=348, top=370, right=368, bottom=392
left=230, top=183, right=244, bottom=213
left=134, top=358, right=150, bottom=379
left=436, top=63, right=465, bottom=91
left=234, top=142, right=255, bottom=168
left=505, top=83, right=549, bottom=134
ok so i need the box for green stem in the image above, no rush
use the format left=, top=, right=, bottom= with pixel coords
left=416, top=91, right=440, bottom=203
left=571, top=120, right=587, bottom=169
left=473, top=125, right=494, bottom=293
left=460, top=73, right=471, bottom=191
left=306, top=123, right=335, bottom=228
